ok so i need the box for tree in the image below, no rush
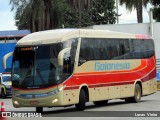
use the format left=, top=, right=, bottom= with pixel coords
left=119, top=0, right=149, bottom=23
left=62, top=5, right=93, bottom=28
left=10, top=0, right=63, bottom=32
left=66, top=0, right=116, bottom=27
left=92, top=0, right=116, bottom=24
left=150, top=0, right=160, bottom=22
left=10, top=0, right=116, bottom=31
left=66, top=0, right=93, bottom=27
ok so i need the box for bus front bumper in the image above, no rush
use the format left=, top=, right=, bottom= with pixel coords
left=12, top=92, right=64, bottom=108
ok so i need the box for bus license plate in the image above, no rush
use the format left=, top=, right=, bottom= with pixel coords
left=30, top=100, right=39, bottom=105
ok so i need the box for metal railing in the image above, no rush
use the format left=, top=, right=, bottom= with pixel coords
left=156, top=59, right=160, bottom=72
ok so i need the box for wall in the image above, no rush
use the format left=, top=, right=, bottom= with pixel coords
left=0, top=43, right=16, bottom=72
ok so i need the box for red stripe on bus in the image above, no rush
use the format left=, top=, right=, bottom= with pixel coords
left=12, top=66, right=155, bottom=91
left=141, top=68, right=156, bottom=82
left=135, top=34, right=151, bottom=39
left=64, top=86, right=79, bottom=90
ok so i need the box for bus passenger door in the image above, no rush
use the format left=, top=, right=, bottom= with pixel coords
left=62, top=49, right=77, bottom=105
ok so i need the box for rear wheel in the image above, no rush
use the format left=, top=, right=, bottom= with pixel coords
left=125, top=84, right=141, bottom=103
left=93, top=100, right=108, bottom=106
left=75, top=89, right=86, bottom=111
left=132, top=84, right=141, bottom=103
left=36, top=107, right=43, bottom=113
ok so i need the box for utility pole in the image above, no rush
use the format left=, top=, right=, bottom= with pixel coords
left=148, top=9, right=153, bottom=37
left=116, top=0, right=119, bottom=24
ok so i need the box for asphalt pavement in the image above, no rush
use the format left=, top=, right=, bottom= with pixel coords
left=0, top=91, right=160, bottom=119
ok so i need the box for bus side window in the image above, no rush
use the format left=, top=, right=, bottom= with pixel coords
left=79, top=56, right=87, bottom=66
left=63, top=50, right=71, bottom=75
left=79, top=39, right=87, bottom=66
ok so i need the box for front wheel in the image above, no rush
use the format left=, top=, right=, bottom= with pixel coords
left=75, top=89, right=86, bottom=111
left=36, top=107, right=43, bottom=113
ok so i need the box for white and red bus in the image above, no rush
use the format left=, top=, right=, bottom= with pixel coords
left=3, top=29, right=157, bottom=113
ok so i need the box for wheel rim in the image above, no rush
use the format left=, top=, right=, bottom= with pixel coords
left=136, top=87, right=141, bottom=100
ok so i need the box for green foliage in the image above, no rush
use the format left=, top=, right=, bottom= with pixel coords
left=63, top=10, right=93, bottom=28
left=10, top=0, right=116, bottom=32
left=151, top=0, right=160, bottom=5
left=151, top=0, right=160, bottom=22
left=62, top=2, right=93, bottom=28
left=63, top=0, right=116, bottom=27
left=92, top=0, right=116, bottom=24
left=10, top=0, right=64, bottom=32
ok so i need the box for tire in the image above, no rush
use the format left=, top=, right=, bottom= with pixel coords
left=75, top=89, right=86, bottom=111
left=36, top=107, right=43, bottom=113
left=93, top=100, right=108, bottom=106
left=131, top=84, right=141, bottom=103
left=1, top=89, right=6, bottom=99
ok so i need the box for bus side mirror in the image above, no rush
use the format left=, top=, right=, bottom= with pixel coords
left=2, top=52, right=13, bottom=69
left=58, top=47, right=71, bottom=66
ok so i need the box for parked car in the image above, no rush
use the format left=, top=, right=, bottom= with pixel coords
left=0, top=72, right=12, bottom=98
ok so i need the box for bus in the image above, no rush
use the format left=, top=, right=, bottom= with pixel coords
left=3, top=29, right=157, bottom=113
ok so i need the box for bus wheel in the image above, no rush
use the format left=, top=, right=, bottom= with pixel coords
left=75, top=89, right=86, bottom=111
left=131, top=84, right=141, bottom=103
left=1, top=89, right=6, bottom=98
left=36, top=107, right=43, bottom=113
left=93, top=100, right=108, bottom=106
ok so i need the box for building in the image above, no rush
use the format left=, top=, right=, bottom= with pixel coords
left=0, top=30, right=30, bottom=72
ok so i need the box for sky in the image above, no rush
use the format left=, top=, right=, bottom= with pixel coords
left=0, top=0, right=17, bottom=30
left=0, top=0, right=153, bottom=31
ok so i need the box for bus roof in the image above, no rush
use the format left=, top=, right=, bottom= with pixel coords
left=16, top=29, right=152, bottom=46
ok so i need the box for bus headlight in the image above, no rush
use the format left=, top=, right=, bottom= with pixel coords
left=52, top=99, right=58, bottom=103
left=13, top=100, right=19, bottom=106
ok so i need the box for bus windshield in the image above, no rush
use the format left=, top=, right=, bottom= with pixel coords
left=2, top=76, right=11, bottom=82
left=12, top=39, right=78, bottom=89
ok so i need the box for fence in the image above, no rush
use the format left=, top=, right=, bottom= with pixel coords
left=156, top=59, right=160, bottom=81
left=156, top=59, right=160, bottom=71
